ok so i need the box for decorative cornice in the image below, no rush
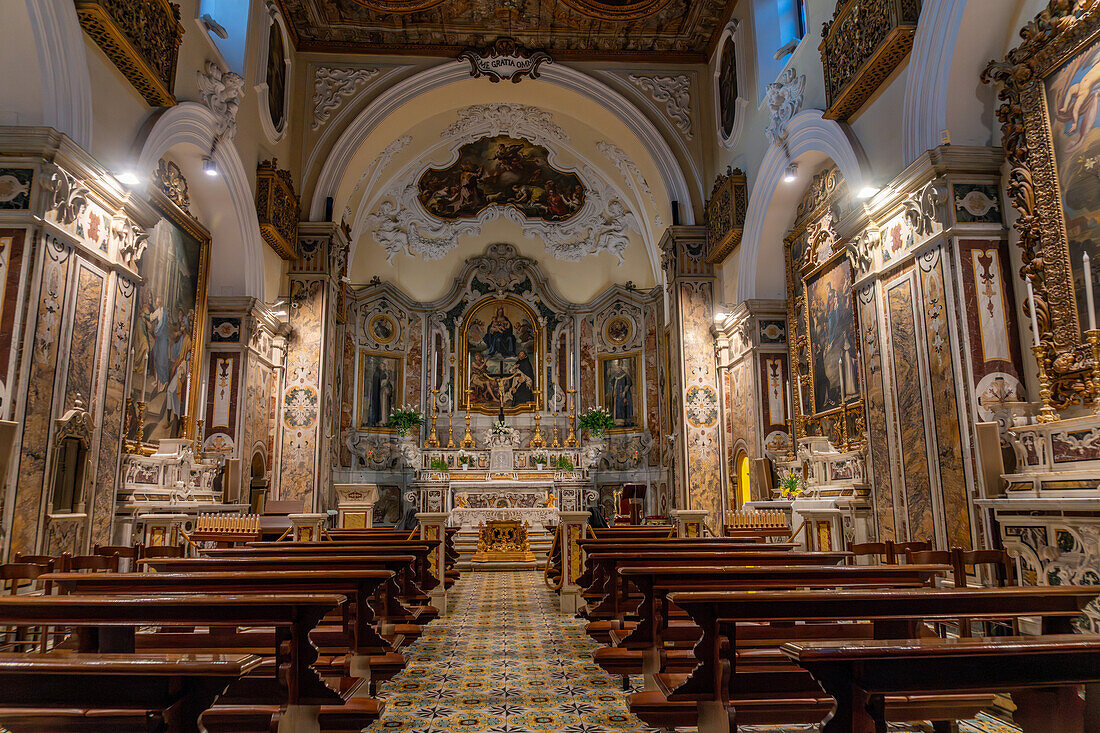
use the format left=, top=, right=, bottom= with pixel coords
left=457, top=38, right=552, bottom=84
left=312, top=66, right=380, bottom=130
left=627, top=73, right=693, bottom=139
left=197, top=61, right=244, bottom=141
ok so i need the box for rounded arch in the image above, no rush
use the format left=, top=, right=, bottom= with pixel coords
left=135, top=102, right=265, bottom=299
left=307, top=61, right=699, bottom=225
left=737, top=110, right=871, bottom=302
left=903, top=0, right=1021, bottom=163
left=0, top=0, right=92, bottom=148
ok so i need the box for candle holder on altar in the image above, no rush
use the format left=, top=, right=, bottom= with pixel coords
left=447, top=412, right=456, bottom=449
left=530, top=390, right=546, bottom=448
left=427, top=389, right=441, bottom=447
left=1032, top=343, right=1059, bottom=423
left=565, top=389, right=578, bottom=447
left=1089, top=330, right=1100, bottom=416
left=551, top=418, right=562, bottom=449
left=785, top=415, right=796, bottom=462
left=460, top=385, right=477, bottom=449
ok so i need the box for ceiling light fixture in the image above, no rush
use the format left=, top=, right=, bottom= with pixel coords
left=783, top=163, right=798, bottom=183
left=202, top=156, right=218, bottom=177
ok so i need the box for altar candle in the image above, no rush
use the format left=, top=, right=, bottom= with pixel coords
left=1026, top=278, right=1040, bottom=346
left=796, top=374, right=804, bottom=414
left=838, top=357, right=845, bottom=399
left=785, top=379, right=792, bottom=421
left=1086, top=252, right=1096, bottom=331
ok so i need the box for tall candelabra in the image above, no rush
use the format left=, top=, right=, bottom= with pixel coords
left=447, top=412, right=456, bottom=449
left=1032, top=344, right=1059, bottom=423
left=530, top=389, right=546, bottom=449
left=426, top=389, right=441, bottom=447
left=551, top=417, right=561, bottom=449
left=565, top=389, right=578, bottom=447
left=460, top=384, right=477, bottom=449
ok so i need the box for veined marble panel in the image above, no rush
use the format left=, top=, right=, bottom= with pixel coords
left=679, top=280, right=722, bottom=530
left=0, top=229, right=27, bottom=417
left=204, top=351, right=239, bottom=454
left=341, top=329, right=355, bottom=466
left=857, top=284, right=896, bottom=540
left=886, top=276, right=935, bottom=541
left=644, top=304, right=660, bottom=466
left=11, top=237, right=71, bottom=555
left=580, top=316, right=596, bottom=407
left=918, top=248, right=972, bottom=550
left=406, top=314, right=423, bottom=408
left=90, top=277, right=135, bottom=544
left=65, top=263, right=104, bottom=407
left=279, top=277, right=324, bottom=505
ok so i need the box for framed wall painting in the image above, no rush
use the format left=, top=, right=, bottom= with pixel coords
left=459, top=296, right=541, bottom=415
left=804, top=251, right=858, bottom=417
left=985, top=3, right=1100, bottom=409
left=126, top=187, right=209, bottom=449
left=599, top=352, right=642, bottom=432
left=358, top=351, right=404, bottom=431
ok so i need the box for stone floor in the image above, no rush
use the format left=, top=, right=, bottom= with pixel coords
left=367, top=570, right=1020, bottom=733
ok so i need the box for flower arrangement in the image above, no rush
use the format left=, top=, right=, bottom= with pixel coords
left=387, top=405, right=423, bottom=437
left=489, top=420, right=514, bottom=437
left=778, top=473, right=805, bottom=500
left=458, top=452, right=473, bottom=467
left=531, top=452, right=548, bottom=467
left=578, top=406, right=615, bottom=437
left=554, top=455, right=575, bottom=471
left=429, top=457, right=449, bottom=471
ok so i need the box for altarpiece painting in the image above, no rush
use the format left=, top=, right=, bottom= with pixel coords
left=599, top=353, right=641, bottom=431
left=460, top=297, right=540, bottom=415
left=359, top=352, right=403, bottom=431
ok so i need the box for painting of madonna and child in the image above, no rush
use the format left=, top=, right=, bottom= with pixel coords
left=1046, top=37, right=1100, bottom=336
left=127, top=217, right=205, bottom=444
left=417, top=135, right=586, bottom=222
left=463, top=299, right=540, bottom=415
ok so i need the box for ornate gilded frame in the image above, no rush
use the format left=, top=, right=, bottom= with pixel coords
left=983, top=0, right=1100, bottom=410
left=458, top=296, right=542, bottom=416
left=357, top=350, right=405, bottom=432
left=127, top=187, right=210, bottom=451
left=598, top=351, right=643, bottom=434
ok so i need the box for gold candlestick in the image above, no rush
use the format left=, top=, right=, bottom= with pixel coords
left=460, top=385, right=477, bottom=449
left=1032, top=343, right=1059, bottom=423
left=551, top=417, right=561, bottom=449
left=530, top=390, right=545, bottom=448
left=447, top=412, right=456, bottom=449
left=1090, top=330, right=1100, bottom=416
left=427, top=389, right=441, bottom=447
left=565, top=388, right=578, bottom=447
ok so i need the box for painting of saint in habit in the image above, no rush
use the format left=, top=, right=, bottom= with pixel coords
left=601, top=355, right=640, bottom=430
left=805, top=258, right=857, bottom=416
left=359, top=353, right=402, bottom=429
left=265, top=21, right=287, bottom=130
left=127, top=219, right=203, bottom=444
left=1046, top=38, right=1100, bottom=336
left=718, top=36, right=738, bottom=140
left=417, top=135, right=586, bottom=223
left=463, top=298, right=539, bottom=414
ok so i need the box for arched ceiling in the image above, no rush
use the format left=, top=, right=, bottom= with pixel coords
left=330, top=75, right=677, bottom=303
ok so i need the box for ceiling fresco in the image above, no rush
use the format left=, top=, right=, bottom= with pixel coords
left=273, top=0, right=734, bottom=61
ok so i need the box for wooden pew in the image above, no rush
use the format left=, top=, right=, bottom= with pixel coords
left=782, top=634, right=1100, bottom=733
left=664, top=587, right=1100, bottom=733
left=590, top=526, right=675, bottom=540
left=593, top=564, right=947, bottom=690
left=0, top=652, right=262, bottom=733
left=576, top=540, right=798, bottom=590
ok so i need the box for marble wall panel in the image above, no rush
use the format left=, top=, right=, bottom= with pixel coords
left=918, top=248, right=972, bottom=550
left=10, top=237, right=71, bottom=555
left=65, top=263, right=104, bottom=408
left=886, top=276, right=935, bottom=541
left=759, top=353, right=788, bottom=452
left=90, top=277, right=134, bottom=545
left=405, top=315, right=423, bottom=409
left=857, top=284, right=897, bottom=539
left=340, top=329, right=355, bottom=466
left=279, top=277, right=324, bottom=507
left=644, top=304, right=660, bottom=465
left=679, top=280, right=722, bottom=530
left=580, top=316, right=596, bottom=409
left=204, top=351, right=239, bottom=454
left=0, top=229, right=26, bottom=416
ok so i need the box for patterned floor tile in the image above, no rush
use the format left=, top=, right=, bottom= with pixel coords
left=368, top=570, right=1021, bottom=733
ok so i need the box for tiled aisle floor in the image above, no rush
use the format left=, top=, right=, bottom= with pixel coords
left=367, top=570, right=1019, bottom=733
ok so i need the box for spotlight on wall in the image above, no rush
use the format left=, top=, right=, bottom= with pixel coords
left=782, top=163, right=798, bottom=183
left=857, top=185, right=880, bottom=200
left=714, top=311, right=728, bottom=322
left=116, top=170, right=142, bottom=186
left=202, top=156, right=218, bottom=177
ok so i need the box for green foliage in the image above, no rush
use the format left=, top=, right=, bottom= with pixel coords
left=553, top=455, right=575, bottom=471
left=387, top=405, right=423, bottom=436
left=429, top=458, right=449, bottom=471
left=578, top=406, right=614, bottom=436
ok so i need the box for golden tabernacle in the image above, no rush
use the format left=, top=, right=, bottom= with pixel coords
left=471, top=520, right=536, bottom=563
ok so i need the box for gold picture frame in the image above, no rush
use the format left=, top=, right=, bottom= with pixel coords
left=459, top=296, right=541, bottom=416
left=598, top=352, right=642, bottom=433
left=984, top=1, right=1100, bottom=409
left=125, top=186, right=210, bottom=452
left=358, top=350, right=404, bottom=432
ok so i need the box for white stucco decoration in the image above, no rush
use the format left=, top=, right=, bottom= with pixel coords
left=627, top=74, right=693, bottom=140
left=197, top=61, right=245, bottom=141
left=763, top=67, right=806, bottom=145
left=597, top=140, right=663, bottom=230
left=362, top=103, right=640, bottom=265
left=313, top=66, right=381, bottom=130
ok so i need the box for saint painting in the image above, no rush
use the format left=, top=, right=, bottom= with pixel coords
left=418, top=135, right=585, bottom=222
left=1045, top=38, right=1100, bottom=336
left=462, top=298, right=539, bottom=414
left=359, top=352, right=402, bottom=430
left=600, top=355, right=640, bottom=431
left=127, top=213, right=205, bottom=445
left=805, top=257, right=856, bottom=415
